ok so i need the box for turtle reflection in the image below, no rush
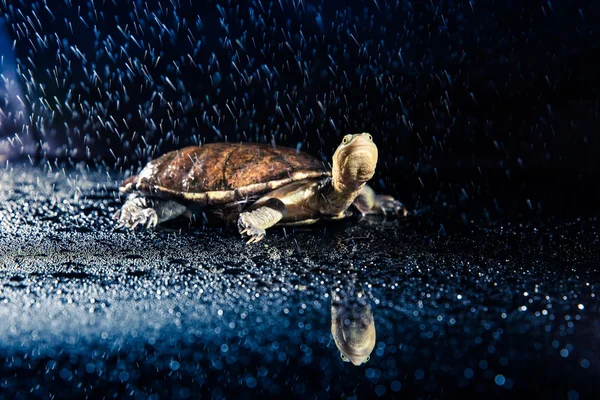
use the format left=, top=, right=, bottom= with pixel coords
left=330, top=282, right=376, bottom=366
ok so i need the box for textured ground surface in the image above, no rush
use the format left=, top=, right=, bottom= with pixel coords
left=0, top=165, right=599, bottom=399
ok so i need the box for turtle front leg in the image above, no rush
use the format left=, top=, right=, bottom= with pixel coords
left=353, top=185, right=408, bottom=217
left=237, top=198, right=286, bottom=244
left=113, top=195, right=189, bottom=230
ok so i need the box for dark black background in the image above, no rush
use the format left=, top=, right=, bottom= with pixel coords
left=1, top=0, right=599, bottom=219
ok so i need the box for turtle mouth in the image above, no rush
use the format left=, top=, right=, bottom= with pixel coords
left=347, top=140, right=376, bottom=154
left=344, top=352, right=371, bottom=366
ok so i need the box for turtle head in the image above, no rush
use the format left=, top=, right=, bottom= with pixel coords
left=332, top=133, right=378, bottom=188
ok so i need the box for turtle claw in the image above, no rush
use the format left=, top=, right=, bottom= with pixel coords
left=241, top=226, right=266, bottom=244
left=113, top=209, right=126, bottom=230
left=146, top=211, right=159, bottom=229
left=112, top=209, right=124, bottom=228
left=238, top=214, right=267, bottom=244
left=114, top=205, right=159, bottom=230
left=246, top=232, right=265, bottom=244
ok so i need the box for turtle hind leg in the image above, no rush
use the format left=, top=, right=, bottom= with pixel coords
left=353, top=185, right=408, bottom=217
left=237, top=198, right=286, bottom=244
left=113, top=195, right=189, bottom=230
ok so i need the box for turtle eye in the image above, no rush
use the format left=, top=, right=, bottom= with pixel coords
left=366, top=134, right=373, bottom=141
left=340, top=353, right=349, bottom=362
left=342, top=135, right=352, bottom=145
left=365, top=356, right=370, bottom=362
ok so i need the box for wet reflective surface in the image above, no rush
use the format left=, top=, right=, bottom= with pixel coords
left=1, top=166, right=599, bottom=398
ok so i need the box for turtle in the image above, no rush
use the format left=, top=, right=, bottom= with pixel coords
left=331, top=287, right=376, bottom=366
left=113, top=133, right=407, bottom=243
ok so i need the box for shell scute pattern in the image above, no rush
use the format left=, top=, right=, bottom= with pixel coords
left=121, top=143, right=330, bottom=205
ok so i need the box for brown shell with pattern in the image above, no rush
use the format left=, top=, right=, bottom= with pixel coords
left=119, top=142, right=330, bottom=206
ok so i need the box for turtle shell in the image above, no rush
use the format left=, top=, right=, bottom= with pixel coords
left=120, top=142, right=330, bottom=206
